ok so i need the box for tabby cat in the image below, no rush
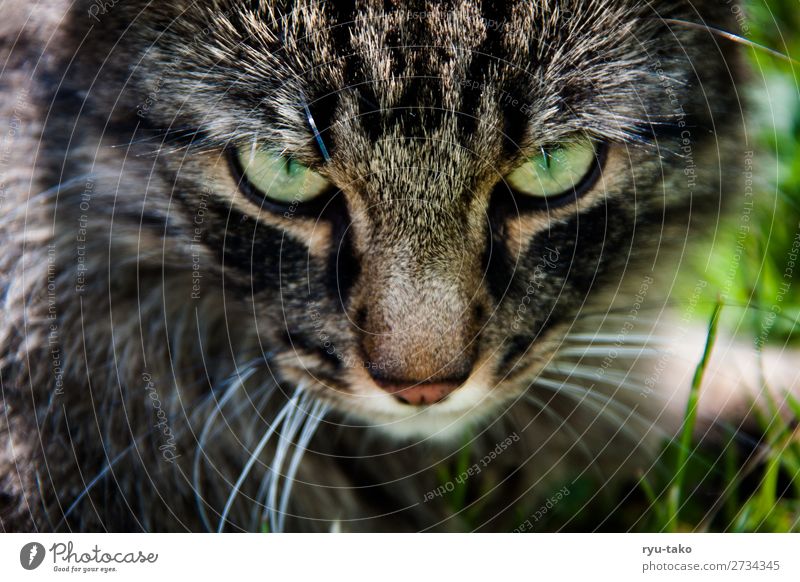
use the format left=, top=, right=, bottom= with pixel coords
left=0, top=0, right=788, bottom=532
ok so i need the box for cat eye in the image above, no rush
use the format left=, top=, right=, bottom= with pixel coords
left=505, top=137, right=602, bottom=202
left=232, top=146, right=330, bottom=206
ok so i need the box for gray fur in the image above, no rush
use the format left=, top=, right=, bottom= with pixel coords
left=1, top=0, right=743, bottom=531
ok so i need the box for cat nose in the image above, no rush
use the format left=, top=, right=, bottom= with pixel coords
left=359, top=328, right=477, bottom=395
left=369, top=373, right=466, bottom=406
left=356, top=284, right=481, bottom=388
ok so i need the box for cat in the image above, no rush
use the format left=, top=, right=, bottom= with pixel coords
left=0, top=0, right=791, bottom=532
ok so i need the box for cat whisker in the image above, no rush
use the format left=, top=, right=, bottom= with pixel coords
left=557, top=346, right=662, bottom=358
left=193, top=382, right=278, bottom=531
left=522, top=392, right=609, bottom=483
left=562, top=334, right=672, bottom=345
left=110, top=126, right=201, bottom=149
left=217, top=385, right=304, bottom=533
left=275, top=398, right=329, bottom=533
left=260, top=390, right=313, bottom=532
left=58, top=364, right=254, bottom=532
left=56, top=440, right=140, bottom=531
left=662, top=18, right=798, bottom=65
left=192, top=365, right=261, bottom=531
left=533, top=376, right=663, bottom=453
left=547, top=362, right=650, bottom=395
left=576, top=307, right=663, bottom=319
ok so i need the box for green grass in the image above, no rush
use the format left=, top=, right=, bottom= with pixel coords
left=637, top=302, right=799, bottom=533
left=663, top=0, right=800, bottom=533
left=664, top=302, right=723, bottom=531
left=625, top=0, right=800, bottom=533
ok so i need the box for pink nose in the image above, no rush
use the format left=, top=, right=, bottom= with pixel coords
left=373, top=380, right=461, bottom=406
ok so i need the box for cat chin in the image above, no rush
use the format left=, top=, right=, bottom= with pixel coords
left=340, top=380, right=498, bottom=443
left=372, top=408, right=487, bottom=443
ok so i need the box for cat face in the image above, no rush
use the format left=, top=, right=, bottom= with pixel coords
left=94, top=0, right=736, bottom=439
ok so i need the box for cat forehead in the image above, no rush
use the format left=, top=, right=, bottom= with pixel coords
left=148, top=1, right=666, bottom=160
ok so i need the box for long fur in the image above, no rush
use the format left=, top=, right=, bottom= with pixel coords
left=0, top=0, right=751, bottom=532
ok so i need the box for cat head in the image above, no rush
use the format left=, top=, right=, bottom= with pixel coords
left=69, top=0, right=740, bottom=439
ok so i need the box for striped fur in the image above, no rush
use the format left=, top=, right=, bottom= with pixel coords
left=1, top=0, right=748, bottom=531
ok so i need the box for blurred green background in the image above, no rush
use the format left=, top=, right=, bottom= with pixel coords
left=699, top=0, right=800, bottom=345
left=619, top=0, right=800, bottom=533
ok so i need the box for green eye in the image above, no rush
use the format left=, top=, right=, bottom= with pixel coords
left=235, top=146, right=330, bottom=204
left=506, top=137, right=599, bottom=199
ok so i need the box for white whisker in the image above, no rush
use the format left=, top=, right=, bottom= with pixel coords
left=193, top=366, right=259, bottom=531
left=263, top=391, right=313, bottom=532
left=547, top=363, right=648, bottom=395
left=563, top=334, right=670, bottom=345
left=533, top=377, right=660, bottom=449
left=663, top=18, right=798, bottom=64
left=275, top=399, right=330, bottom=532
left=523, top=393, right=607, bottom=482
left=557, top=346, right=662, bottom=358
left=217, top=386, right=304, bottom=533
